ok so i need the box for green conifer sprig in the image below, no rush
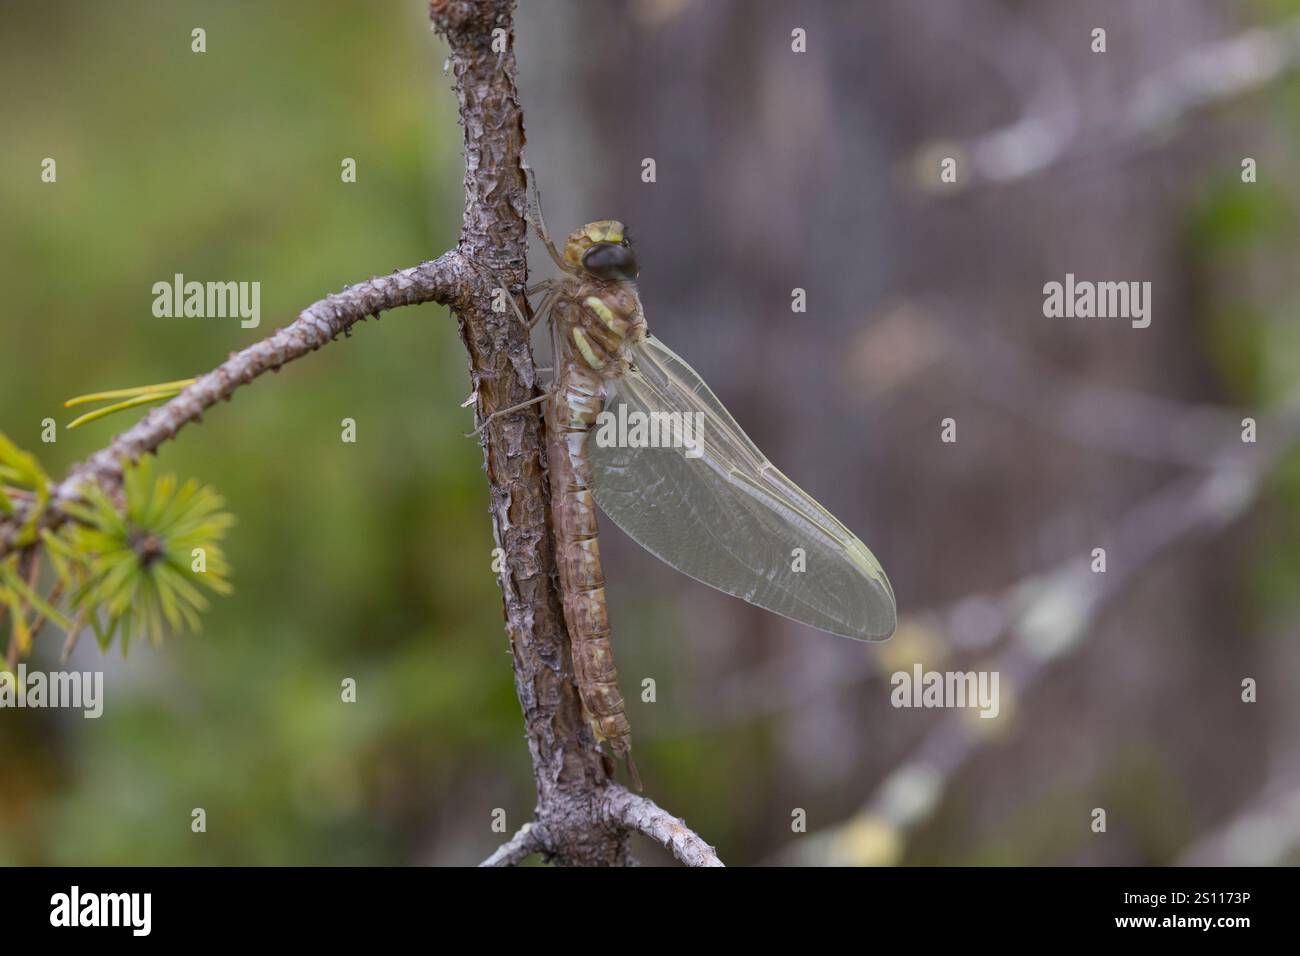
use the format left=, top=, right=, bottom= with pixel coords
left=1, top=432, right=233, bottom=662
left=0, top=430, right=51, bottom=546
left=60, top=456, right=234, bottom=653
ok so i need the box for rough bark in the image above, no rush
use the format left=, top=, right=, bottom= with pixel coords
left=432, top=0, right=634, bottom=867
left=433, top=0, right=720, bottom=866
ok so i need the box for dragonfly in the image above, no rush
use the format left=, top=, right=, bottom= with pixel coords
left=483, top=204, right=898, bottom=788
left=62, top=203, right=898, bottom=791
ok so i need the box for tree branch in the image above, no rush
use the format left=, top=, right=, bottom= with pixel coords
left=600, top=786, right=725, bottom=867
left=62, top=254, right=470, bottom=497
left=773, top=385, right=1300, bottom=865
left=431, top=0, right=634, bottom=867
left=1177, top=753, right=1300, bottom=865
left=479, top=822, right=541, bottom=867
left=432, top=0, right=725, bottom=867
left=0, top=253, right=467, bottom=558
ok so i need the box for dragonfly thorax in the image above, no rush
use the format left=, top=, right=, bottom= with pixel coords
left=554, top=275, right=646, bottom=375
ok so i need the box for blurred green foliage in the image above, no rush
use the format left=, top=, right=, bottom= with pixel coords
left=1186, top=64, right=1300, bottom=628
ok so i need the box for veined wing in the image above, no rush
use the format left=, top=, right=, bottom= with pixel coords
left=589, top=334, right=896, bottom=641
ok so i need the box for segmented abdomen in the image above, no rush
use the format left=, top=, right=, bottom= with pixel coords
left=545, top=362, right=633, bottom=761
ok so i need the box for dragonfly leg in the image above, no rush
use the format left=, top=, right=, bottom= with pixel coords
left=521, top=155, right=569, bottom=271
left=464, top=391, right=549, bottom=438
left=529, top=288, right=558, bottom=330
left=483, top=268, right=555, bottom=333
left=624, top=751, right=643, bottom=792
left=481, top=270, right=531, bottom=326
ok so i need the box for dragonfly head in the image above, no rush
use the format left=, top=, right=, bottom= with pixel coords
left=565, top=220, right=639, bottom=283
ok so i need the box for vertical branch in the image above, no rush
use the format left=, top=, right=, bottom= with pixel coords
left=430, top=0, right=626, bottom=865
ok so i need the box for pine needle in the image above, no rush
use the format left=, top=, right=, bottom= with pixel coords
left=64, top=378, right=196, bottom=408
left=67, top=391, right=182, bottom=430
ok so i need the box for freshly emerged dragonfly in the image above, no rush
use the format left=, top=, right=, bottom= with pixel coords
left=64, top=205, right=897, bottom=791
left=490, top=209, right=897, bottom=787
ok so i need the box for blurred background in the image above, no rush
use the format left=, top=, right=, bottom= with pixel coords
left=2, top=0, right=1299, bottom=865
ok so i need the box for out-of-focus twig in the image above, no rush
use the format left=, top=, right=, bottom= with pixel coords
left=771, top=385, right=1300, bottom=865
left=846, top=303, right=1246, bottom=468
left=1178, top=755, right=1300, bottom=865
left=951, top=329, right=1243, bottom=468
left=912, top=0, right=1078, bottom=188
left=915, top=14, right=1300, bottom=192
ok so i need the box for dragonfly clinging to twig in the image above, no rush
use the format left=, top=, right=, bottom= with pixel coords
left=486, top=185, right=897, bottom=789
left=61, top=186, right=898, bottom=793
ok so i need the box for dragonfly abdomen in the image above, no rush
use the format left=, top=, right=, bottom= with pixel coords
left=546, top=365, right=636, bottom=779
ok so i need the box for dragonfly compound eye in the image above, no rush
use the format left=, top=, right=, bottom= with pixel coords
left=581, top=242, right=639, bottom=282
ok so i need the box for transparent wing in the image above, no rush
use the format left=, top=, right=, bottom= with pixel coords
left=590, top=334, right=896, bottom=641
